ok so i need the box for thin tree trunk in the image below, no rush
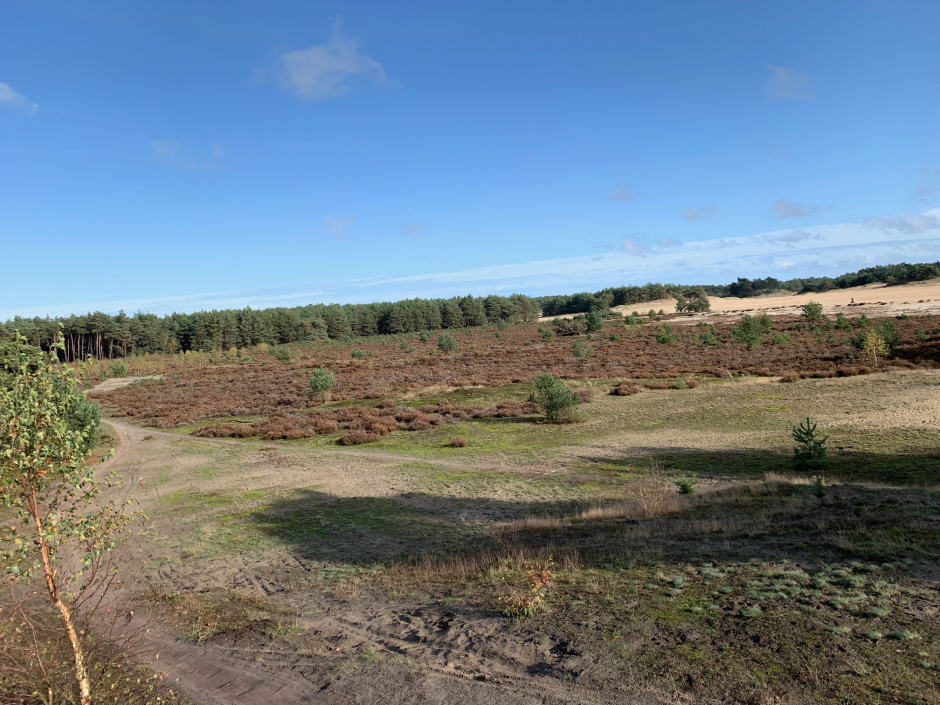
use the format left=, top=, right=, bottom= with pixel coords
left=30, top=494, right=91, bottom=703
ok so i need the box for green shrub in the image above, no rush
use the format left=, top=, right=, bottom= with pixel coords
left=730, top=314, right=772, bottom=349
left=542, top=328, right=556, bottom=340
left=571, top=338, right=593, bottom=358
left=531, top=373, right=580, bottom=423
left=699, top=327, right=720, bottom=346
left=274, top=347, right=292, bottom=362
left=306, top=367, right=336, bottom=402
left=674, top=476, right=697, bottom=494
left=108, top=360, right=129, bottom=377
left=792, top=418, right=829, bottom=473
left=655, top=324, right=679, bottom=344
left=584, top=310, right=604, bottom=332
left=350, top=348, right=366, bottom=359
left=835, top=312, right=852, bottom=331
left=437, top=332, right=458, bottom=353
left=771, top=333, right=791, bottom=345
left=609, top=334, right=620, bottom=341
left=801, top=301, right=825, bottom=321
left=419, top=331, right=429, bottom=343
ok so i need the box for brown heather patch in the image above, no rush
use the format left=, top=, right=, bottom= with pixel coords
left=91, top=315, right=939, bottom=427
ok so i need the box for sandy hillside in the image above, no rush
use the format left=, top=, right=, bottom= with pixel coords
left=540, top=278, right=940, bottom=321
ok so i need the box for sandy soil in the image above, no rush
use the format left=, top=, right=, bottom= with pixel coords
left=540, top=279, right=940, bottom=321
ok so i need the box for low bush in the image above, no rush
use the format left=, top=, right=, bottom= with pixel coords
left=340, top=429, right=380, bottom=445
left=531, top=373, right=580, bottom=422
left=447, top=436, right=468, bottom=448
left=437, top=333, right=458, bottom=353
left=610, top=382, right=644, bottom=396
left=108, top=360, right=129, bottom=377
left=274, top=347, right=292, bottom=361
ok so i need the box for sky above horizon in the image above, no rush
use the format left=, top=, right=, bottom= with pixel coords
left=2, top=0, right=940, bottom=319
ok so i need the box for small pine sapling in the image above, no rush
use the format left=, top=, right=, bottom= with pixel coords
left=791, top=417, right=830, bottom=473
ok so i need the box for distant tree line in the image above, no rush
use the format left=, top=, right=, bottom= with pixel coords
left=0, top=295, right=540, bottom=361
left=3, top=261, right=937, bottom=361
left=723, top=262, right=940, bottom=298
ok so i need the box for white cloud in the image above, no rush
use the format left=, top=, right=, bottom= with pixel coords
left=766, top=66, right=815, bottom=100
left=321, top=215, right=355, bottom=240
left=681, top=204, right=718, bottom=221
left=278, top=22, right=390, bottom=100
left=618, top=234, right=648, bottom=255
left=606, top=180, right=635, bottom=203
left=400, top=221, right=427, bottom=236
left=0, top=82, right=38, bottom=115
left=773, top=198, right=826, bottom=220
left=152, top=141, right=225, bottom=170
left=9, top=209, right=940, bottom=319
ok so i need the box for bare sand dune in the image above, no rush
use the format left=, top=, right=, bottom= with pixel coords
left=540, top=278, right=940, bottom=321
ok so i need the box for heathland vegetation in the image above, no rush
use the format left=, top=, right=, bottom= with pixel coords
left=2, top=266, right=940, bottom=703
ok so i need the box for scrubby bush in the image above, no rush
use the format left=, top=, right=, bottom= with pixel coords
left=531, top=373, right=580, bottom=422
left=306, top=367, right=336, bottom=402
left=674, top=476, right=697, bottom=494
left=351, top=348, right=366, bottom=359
left=340, top=429, right=380, bottom=445
left=771, top=333, right=791, bottom=345
left=571, top=338, right=593, bottom=358
left=419, top=331, right=429, bottom=342
left=584, top=310, right=604, bottom=332
left=655, top=324, right=679, bottom=344
left=610, top=382, right=644, bottom=396
left=801, top=301, right=825, bottom=322
left=108, top=360, right=129, bottom=377
left=835, top=312, right=852, bottom=331
left=274, top=347, right=292, bottom=361
left=447, top=436, right=468, bottom=448
left=437, top=332, right=458, bottom=353
left=730, top=314, right=772, bottom=349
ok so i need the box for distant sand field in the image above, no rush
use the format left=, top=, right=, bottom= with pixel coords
left=540, top=278, right=940, bottom=322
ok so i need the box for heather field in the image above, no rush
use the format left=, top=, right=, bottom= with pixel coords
left=91, top=313, right=939, bottom=429
left=68, top=307, right=940, bottom=705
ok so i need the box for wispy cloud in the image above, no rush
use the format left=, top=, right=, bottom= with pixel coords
left=862, top=213, right=939, bottom=234
left=657, top=237, right=682, bottom=248
left=152, top=141, right=225, bottom=170
left=766, top=66, right=814, bottom=101
left=400, top=221, right=427, bottom=236
left=681, top=204, right=718, bottom=221
left=606, top=180, right=635, bottom=203
left=321, top=215, right=355, bottom=240
left=772, top=198, right=827, bottom=220
left=0, top=82, right=38, bottom=115
left=277, top=22, right=391, bottom=100
left=760, top=229, right=824, bottom=247
left=8, top=210, right=939, bottom=320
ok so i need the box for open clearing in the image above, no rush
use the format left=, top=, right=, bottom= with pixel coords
left=88, top=309, right=940, bottom=704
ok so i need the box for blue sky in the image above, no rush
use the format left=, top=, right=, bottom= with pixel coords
left=2, top=0, right=940, bottom=318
